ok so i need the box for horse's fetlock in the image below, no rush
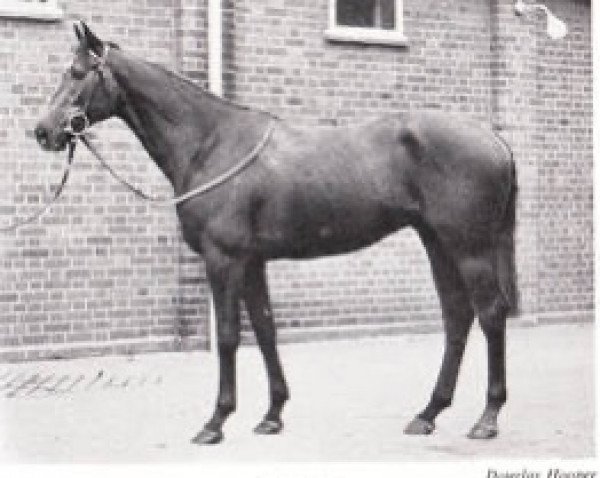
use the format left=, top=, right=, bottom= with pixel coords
left=487, top=387, right=507, bottom=408
left=273, top=386, right=289, bottom=405
left=431, top=393, right=452, bottom=410
left=217, top=399, right=236, bottom=416
left=419, top=393, right=452, bottom=422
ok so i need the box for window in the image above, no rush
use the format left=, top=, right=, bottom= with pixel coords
left=325, top=0, right=406, bottom=46
left=0, top=0, right=64, bottom=22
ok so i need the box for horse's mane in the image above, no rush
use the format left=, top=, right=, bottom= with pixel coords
left=108, top=41, right=279, bottom=121
left=143, top=54, right=278, bottom=119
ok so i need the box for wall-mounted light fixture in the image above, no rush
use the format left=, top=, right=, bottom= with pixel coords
left=514, top=0, right=568, bottom=39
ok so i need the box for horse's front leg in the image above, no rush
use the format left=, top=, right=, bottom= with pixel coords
left=243, top=260, right=289, bottom=435
left=191, top=248, right=245, bottom=445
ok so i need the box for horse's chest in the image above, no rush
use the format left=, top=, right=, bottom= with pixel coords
left=177, top=197, right=256, bottom=256
left=175, top=202, right=214, bottom=253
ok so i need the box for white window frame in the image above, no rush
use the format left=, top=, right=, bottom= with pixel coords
left=324, top=0, right=407, bottom=46
left=0, top=0, right=64, bottom=22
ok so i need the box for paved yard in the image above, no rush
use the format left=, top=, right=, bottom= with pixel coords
left=0, top=323, right=594, bottom=463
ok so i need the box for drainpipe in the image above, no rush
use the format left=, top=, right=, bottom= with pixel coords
left=208, top=0, right=223, bottom=97
left=207, top=0, right=222, bottom=352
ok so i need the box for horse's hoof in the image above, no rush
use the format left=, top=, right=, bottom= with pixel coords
left=467, top=422, right=498, bottom=440
left=190, top=427, right=224, bottom=445
left=404, top=417, right=435, bottom=435
left=254, top=418, right=283, bottom=435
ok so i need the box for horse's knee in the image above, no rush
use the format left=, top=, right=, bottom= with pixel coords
left=477, top=296, right=508, bottom=336
left=217, top=324, right=241, bottom=353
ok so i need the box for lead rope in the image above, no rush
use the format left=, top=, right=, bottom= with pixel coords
left=80, top=121, right=274, bottom=207
left=0, top=122, right=273, bottom=232
left=0, top=141, right=76, bottom=233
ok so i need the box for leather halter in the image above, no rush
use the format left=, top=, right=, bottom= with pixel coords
left=62, top=46, right=109, bottom=137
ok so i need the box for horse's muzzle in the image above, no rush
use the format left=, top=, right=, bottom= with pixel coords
left=34, top=122, right=71, bottom=152
left=34, top=123, right=51, bottom=149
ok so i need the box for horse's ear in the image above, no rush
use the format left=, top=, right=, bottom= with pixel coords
left=73, top=21, right=84, bottom=42
left=79, top=21, right=105, bottom=57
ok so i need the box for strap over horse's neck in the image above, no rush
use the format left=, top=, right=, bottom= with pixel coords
left=80, top=120, right=274, bottom=206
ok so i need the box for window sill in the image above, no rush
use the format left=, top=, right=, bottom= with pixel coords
left=0, top=1, right=64, bottom=22
left=324, top=27, right=408, bottom=47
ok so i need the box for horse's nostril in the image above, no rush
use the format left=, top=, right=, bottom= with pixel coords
left=34, top=125, right=49, bottom=145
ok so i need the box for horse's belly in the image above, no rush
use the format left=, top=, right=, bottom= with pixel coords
left=251, top=150, right=419, bottom=259
left=276, top=229, right=399, bottom=259
left=256, top=203, right=410, bottom=259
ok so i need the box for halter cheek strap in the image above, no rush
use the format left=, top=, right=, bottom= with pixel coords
left=65, top=46, right=110, bottom=137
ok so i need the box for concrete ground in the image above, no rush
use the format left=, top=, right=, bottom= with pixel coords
left=0, top=322, right=594, bottom=463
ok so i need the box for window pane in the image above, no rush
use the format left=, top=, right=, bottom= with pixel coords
left=337, top=0, right=375, bottom=28
left=380, top=0, right=395, bottom=30
left=336, top=0, right=395, bottom=30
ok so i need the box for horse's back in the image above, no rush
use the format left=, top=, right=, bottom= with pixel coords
left=263, top=110, right=514, bottom=217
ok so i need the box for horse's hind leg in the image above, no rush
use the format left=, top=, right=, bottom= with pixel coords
left=458, top=251, right=509, bottom=439
left=405, top=231, right=475, bottom=435
left=243, top=260, right=289, bottom=435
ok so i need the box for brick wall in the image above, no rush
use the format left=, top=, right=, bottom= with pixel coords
left=489, top=0, right=593, bottom=322
left=0, top=0, right=210, bottom=361
left=535, top=0, right=593, bottom=319
left=223, top=0, right=593, bottom=343
left=224, top=0, right=497, bottom=344
left=0, top=0, right=593, bottom=361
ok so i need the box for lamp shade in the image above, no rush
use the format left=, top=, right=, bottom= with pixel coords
left=546, top=10, right=568, bottom=39
left=514, top=1, right=568, bottom=40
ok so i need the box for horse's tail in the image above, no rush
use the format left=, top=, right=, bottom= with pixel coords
left=496, top=147, right=519, bottom=317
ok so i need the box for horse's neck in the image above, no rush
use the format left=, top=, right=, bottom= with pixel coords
left=109, top=50, right=251, bottom=190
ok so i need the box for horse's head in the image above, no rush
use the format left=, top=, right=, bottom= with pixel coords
left=34, top=22, right=120, bottom=151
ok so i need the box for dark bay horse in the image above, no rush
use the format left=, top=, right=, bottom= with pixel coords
left=34, top=22, right=518, bottom=445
